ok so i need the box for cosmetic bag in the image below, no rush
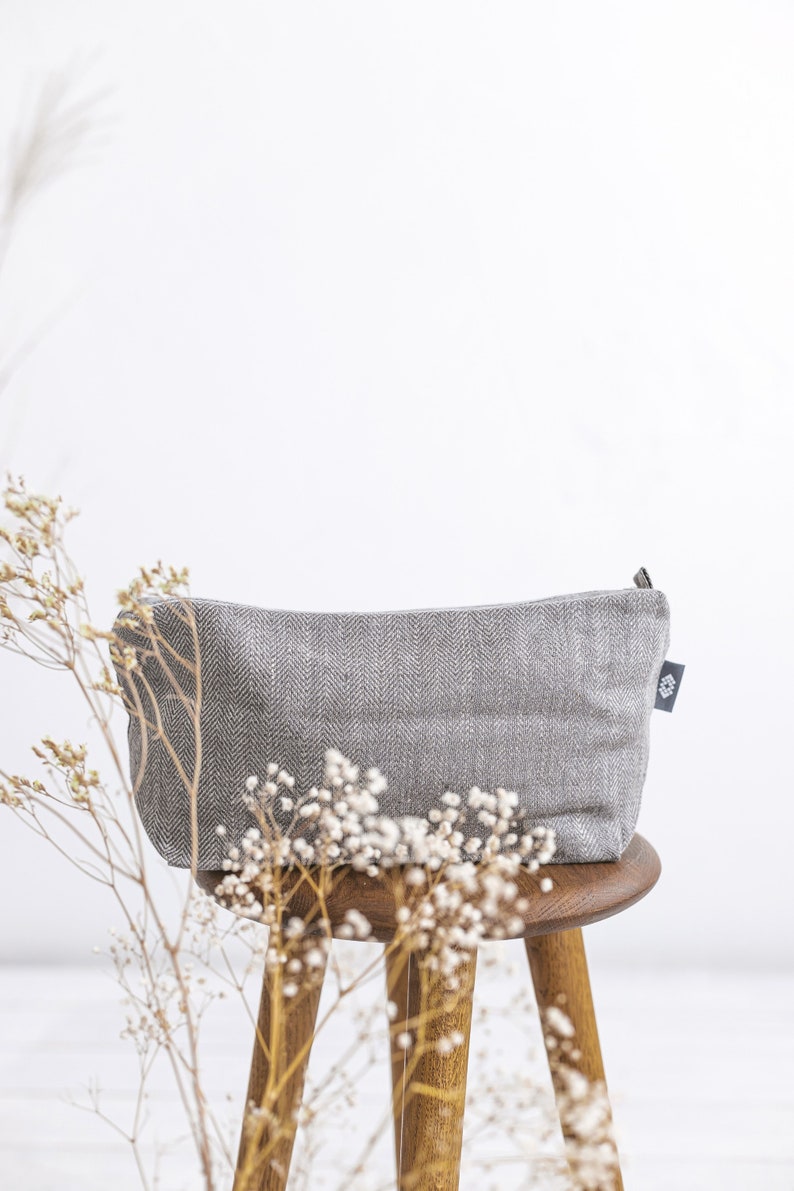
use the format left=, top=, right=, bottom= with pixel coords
left=114, top=567, right=670, bottom=869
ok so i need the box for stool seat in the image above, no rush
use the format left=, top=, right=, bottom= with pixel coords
left=196, top=832, right=660, bottom=944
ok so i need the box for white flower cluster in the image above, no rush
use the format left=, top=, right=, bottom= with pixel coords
left=543, top=1003, right=620, bottom=1190
left=223, top=748, right=554, bottom=874
left=212, top=750, right=556, bottom=983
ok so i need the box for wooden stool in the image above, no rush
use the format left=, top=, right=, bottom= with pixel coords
left=198, top=833, right=660, bottom=1191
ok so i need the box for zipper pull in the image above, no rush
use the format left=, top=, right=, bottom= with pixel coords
left=633, top=566, right=654, bottom=589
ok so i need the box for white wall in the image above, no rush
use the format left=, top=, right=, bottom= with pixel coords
left=1, top=0, right=792, bottom=967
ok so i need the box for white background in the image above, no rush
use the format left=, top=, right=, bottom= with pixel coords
left=1, top=0, right=792, bottom=969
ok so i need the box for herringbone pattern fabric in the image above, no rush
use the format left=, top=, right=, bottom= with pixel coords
left=114, top=586, right=670, bottom=868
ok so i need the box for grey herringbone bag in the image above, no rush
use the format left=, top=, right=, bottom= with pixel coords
left=115, top=568, right=670, bottom=869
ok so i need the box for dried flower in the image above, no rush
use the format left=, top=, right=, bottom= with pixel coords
left=0, top=476, right=616, bottom=1191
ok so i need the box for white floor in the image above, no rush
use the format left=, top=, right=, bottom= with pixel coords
left=1, top=957, right=792, bottom=1191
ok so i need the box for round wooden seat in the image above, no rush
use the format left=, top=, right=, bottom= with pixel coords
left=197, top=835, right=660, bottom=1191
left=197, top=832, right=660, bottom=943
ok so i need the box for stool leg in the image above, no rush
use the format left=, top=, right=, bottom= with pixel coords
left=234, top=936, right=327, bottom=1191
left=525, top=928, right=624, bottom=1191
left=385, top=945, right=476, bottom=1191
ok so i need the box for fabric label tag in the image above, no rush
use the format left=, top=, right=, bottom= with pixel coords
left=655, top=660, right=685, bottom=712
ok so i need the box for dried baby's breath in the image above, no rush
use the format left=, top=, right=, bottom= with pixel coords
left=0, top=478, right=617, bottom=1191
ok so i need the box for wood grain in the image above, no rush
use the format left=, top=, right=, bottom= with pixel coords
left=385, top=945, right=477, bottom=1191
left=233, top=936, right=327, bottom=1191
left=197, top=833, right=661, bottom=944
left=526, top=927, right=624, bottom=1191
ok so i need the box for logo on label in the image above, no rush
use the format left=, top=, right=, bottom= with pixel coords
left=654, top=660, right=685, bottom=712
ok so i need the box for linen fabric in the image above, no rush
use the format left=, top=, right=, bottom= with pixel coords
left=114, top=584, right=670, bottom=869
